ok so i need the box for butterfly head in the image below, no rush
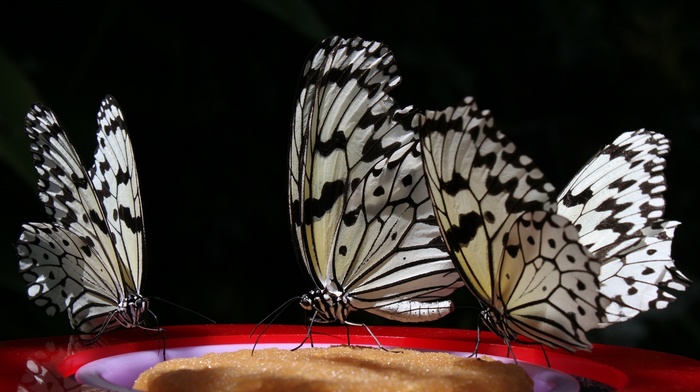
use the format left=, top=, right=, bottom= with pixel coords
left=299, top=288, right=349, bottom=323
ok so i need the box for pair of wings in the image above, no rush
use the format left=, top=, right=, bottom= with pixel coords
left=16, top=95, right=145, bottom=334
left=421, top=96, right=689, bottom=351
left=289, top=36, right=463, bottom=321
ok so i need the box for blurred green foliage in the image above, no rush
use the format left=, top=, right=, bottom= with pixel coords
left=0, top=1, right=698, bottom=360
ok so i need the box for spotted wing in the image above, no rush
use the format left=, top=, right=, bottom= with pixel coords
left=89, top=95, right=144, bottom=294
left=18, top=223, right=126, bottom=333
left=338, top=138, right=463, bottom=320
left=499, top=211, right=603, bottom=351
left=556, top=129, right=690, bottom=325
left=419, top=97, right=557, bottom=302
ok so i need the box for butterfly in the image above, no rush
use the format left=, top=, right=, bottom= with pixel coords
left=555, top=129, right=691, bottom=326
left=16, top=95, right=159, bottom=341
left=420, top=97, right=607, bottom=352
left=288, top=36, right=463, bottom=333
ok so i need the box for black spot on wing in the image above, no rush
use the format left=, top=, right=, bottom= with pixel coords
left=442, top=174, right=470, bottom=196
left=445, top=211, right=482, bottom=251
left=290, top=199, right=301, bottom=225
left=506, top=244, right=519, bottom=258
left=315, top=131, right=348, bottom=157
left=94, top=180, right=111, bottom=200
left=372, top=185, right=385, bottom=197
left=89, top=209, right=109, bottom=234
left=115, top=168, right=130, bottom=186
left=118, top=205, right=144, bottom=233
left=560, top=187, right=593, bottom=208
left=71, top=173, right=89, bottom=189
left=303, top=180, right=345, bottom=224
left=401, top=174, right=413, bottom=187
left=98, top=159, right=111, bottom=175
left=342, top=208, right=360, bottom=226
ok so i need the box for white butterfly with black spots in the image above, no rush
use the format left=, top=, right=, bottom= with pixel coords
left=288, top=36, right=463, bottom=332
left=16, top=95, right=158, bottom=340
left=420, top=97, right=608, bottom=352
left=556, top=129, right=691, bottom=326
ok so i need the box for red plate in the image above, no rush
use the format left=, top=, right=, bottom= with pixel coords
left=1, top=324, right=698, bottom=391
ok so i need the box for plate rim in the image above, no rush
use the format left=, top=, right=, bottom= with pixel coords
left=57, top=324, right=626, bottom=389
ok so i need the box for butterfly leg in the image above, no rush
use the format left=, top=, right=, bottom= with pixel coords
left=341, top=320, right=401, bottom=352
left=292, top=313, right=320, bottom=351
left=539, top=344, right=551, bottom=368
left=471, top=323, right=481, bottom=359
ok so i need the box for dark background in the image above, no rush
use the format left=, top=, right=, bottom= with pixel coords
left=1, top=1, right=698, bottom=360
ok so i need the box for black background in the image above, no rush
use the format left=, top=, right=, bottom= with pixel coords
left=1, top=1, right=698, bottom=360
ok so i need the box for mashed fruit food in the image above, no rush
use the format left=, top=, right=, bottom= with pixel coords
left=133, top=345, right=533, bottom=392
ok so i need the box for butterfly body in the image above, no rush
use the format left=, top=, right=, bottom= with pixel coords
left=300, top=287, right=349, bottom=323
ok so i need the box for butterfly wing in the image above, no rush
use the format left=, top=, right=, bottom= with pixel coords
left=289, top=36, right=461, bottom=322
left=339, top=138, right=463, bottom=320
left=89, top=95, right=144, bottom=294
left=18, top=223, right=127, bottom=333
left=499, top=211, right=603, bottom=351
left=421, top=97, right=605, bottom=351
left=290, top=36, right=416, bottom=287
left=420, top=97, right=557, bottom=303
left=556, top=129, right=690, bottom=325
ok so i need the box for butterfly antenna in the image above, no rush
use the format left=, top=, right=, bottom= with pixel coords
left=250, top=296, right=302, bottom=353
left=250, top=296, right=301, bottom=337
left=149, top=296, right=216, bottom=324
